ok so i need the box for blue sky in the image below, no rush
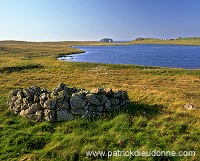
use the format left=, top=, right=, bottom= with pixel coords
left=0, top=0, right=200, bottom=41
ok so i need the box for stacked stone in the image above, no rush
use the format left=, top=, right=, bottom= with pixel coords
left=8, top=83, right=130, bottom=122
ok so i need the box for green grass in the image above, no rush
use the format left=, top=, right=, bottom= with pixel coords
left=0, top=40, right=200, bottom=160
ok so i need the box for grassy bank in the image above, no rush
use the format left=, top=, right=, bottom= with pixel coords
left=0, top=41, right=200, bottom=161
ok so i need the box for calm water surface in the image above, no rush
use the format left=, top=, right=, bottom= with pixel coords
left=58, top=44, right=200, bottom=69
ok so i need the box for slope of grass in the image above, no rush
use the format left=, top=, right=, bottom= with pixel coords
left=0, top=41, right=200, bottom=160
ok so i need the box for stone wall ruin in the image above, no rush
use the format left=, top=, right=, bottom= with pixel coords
left=8, top=83, right=130, bottom=122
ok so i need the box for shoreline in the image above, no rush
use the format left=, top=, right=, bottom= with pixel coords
left=57, top=44, right=200, bottom=70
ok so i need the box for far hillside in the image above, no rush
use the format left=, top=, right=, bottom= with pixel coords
left=128, top=37, right=200, bottom=46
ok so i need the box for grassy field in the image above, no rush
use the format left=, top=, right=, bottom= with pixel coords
left=0, top=40, right=200, bottom=161
left=128, top=37, right=200, bottom=46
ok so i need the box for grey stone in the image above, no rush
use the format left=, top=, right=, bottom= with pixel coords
left=35, top=110, right=44, bottom=122
left=23, top=96, right=33, bottom=104
left=20, top=109, right=28, bottom=116
left=56, top=101, right=70, bottom=110
left=113, top=91, right=122, bottom=98
left=70, top=93, right=86, bottom=110
left=9, top=89, right=20, bottom=97
left=63, top=89, right=71, bottom=101
left=34, top=95, right=40, bottom=103
left=40, top=93, right=47, bottom=101
left=44, top=99, right=56, bottom=109
left=41, top=88, right=48, bottom=93
left=63, top=100, right=70, bottom=110
left=15, top=99, right=22, bottom=106
left=121, top=91, right=128, bottom=100
left=105, top=100, right=112, bottom=111
left=71, top=108, right=84, bottom=115
left=96, top=105, right=104, bottom=112
left=44, top=109, right=55, bottom=121
left=8, top=102, right=15, bottom=109
left=82, top=110, right=90, bottom=118
left=51, top=91, right=58, bottom=98
left=11, top=96, right=18, bottom=102
left=17, top=90, right=24, bottom=100
left=13, top=104, right=21, bottom=113
left=57, top=82, right=67, bottom=90
left=57, top=90, right=66, bottom=102
left=110, top=98, right=120, bottom=105
left=183, top=104, right=195, bottom=110
left=88, top=104, right=96, bottom=112
left=104, top=88, right=113, bottom=95
left=23, top=88, right=32, bottom=97
left=27, top=103, right=41, bottom=114
left=86, top=94, right=100, bottom=105
left=21, top=104, right=28, bottom=110
left=56, top=109, right=74, bottom=121
left=105, top=100, right=111, bottom=107
left=101, top=95, right=108, bottom=104
left=90, top=88, right=103, bottom=94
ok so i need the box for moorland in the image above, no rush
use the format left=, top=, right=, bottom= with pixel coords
left=0, top=38, right=200, bottom=160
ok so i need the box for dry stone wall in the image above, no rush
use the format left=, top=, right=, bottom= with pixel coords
left=8, top=83, right=130, bottom=122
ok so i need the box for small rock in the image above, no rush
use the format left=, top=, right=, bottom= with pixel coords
left=183, top=104, right=195, bottom=110
left=57, top=82, right=67, bottom=90
left=44, top=109, right=55, bottom=121
left=41, top=88, right=48, bottom=94
left=44, top=99, right=56, bottom=110
left=9, top=89, right=20, bottom=97
left=11, top=96, right=18, bottom=102
left=35, top=110, right=44, bottom=122
left=17, top=90, right=24, bottom=100
left=91, top=88, right=104, bottom=94
left=20, top=109, right=28, bottom=116
left=28, top=103, right=41, bottom=114
left=40, top=93, right=48, bottom=101
left=113, top=90, right=122, bottom=98
left=23, top=88, right=32, bottom=97
left=34, top=95, right=40, bottom=103
left=104, top=88, right=113, bottom=95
